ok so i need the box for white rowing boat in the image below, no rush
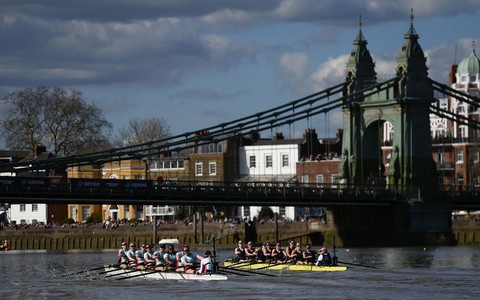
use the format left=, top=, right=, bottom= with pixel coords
left=103, top=267, right=228, bottom=281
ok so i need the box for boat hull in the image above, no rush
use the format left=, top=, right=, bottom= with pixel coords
left=103, top=267, right=227, bottom=281
left=223, top=261, right=347, bottom=272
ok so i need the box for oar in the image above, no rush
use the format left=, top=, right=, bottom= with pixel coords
left=223, top=259, right=255, bottom=269
left=337, top=260, right=378, bottom=269
left=216, top=267, right=249, bottom=276
left=104, top=268, right=141, bottom=278
left=63, top=264, right=115, bottom=277
left=219, top=266, right=276, bottom=277
left=98, top=266, right=129, bottom=275
left=116, top=269, right=160, bottom=280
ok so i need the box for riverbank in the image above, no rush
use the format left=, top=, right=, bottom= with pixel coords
left=0, top=219, right=478, bottom=250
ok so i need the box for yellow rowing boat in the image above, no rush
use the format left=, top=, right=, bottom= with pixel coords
left=223, top=261, right=347, bottom=272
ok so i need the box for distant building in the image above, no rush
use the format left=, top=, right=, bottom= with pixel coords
left=5, top=145, right=67, bottom=225
left=237, top=129, right=341, bottom=221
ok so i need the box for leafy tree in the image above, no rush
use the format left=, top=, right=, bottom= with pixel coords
left=115, top=117, right=171, bottom=147
left=257, top=206, right=274, bottom=221
left=1, top=86, right=112, bottom=156
left=86, top=212, right=102, bottom=224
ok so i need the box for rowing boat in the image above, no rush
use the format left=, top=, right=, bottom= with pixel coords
left=222, top=261, right=347, bottom=272
left=103, top=267, right=228, bottom=281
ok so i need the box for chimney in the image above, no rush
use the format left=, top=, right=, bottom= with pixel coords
left=274, top=132, right=284, bottom=140
left=249, top=130, right=260, bottom=143
left=36, top=144, right=46, bottom=157
left=336, top=128, right=343, bottom=140
left=449, top=64, right=457, bottom=85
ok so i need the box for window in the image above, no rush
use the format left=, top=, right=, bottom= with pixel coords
left=316, top=175, right=324, bottom=186
left=249, top=156, right=256, bottom=168
left=301, top=175, right=309, bottom=184
left=266, top=155, right=273, bottom=168
left=195, top=162, right=203, bottom=176
left=470, top=75, right=476, bottom=82
left=474, top=151, right=479, bottom=163
left=279, top=206, right=286, bottom=217
left=282, top=154, right=289, bottom=167
left=20, top=204, right=26, bottom=212
left=459, top=125, right=466, bottom=138
left=332, top=175, right=341, bottom=187
left=71, top=206, right=77, bottom=221
left=456, top=149, right=464, bottom=163
left=209, top=162, right=217, bottom=175
left=32, top=204, right=38, bottom=212
left=438, top=151, right=445, bottom=164
left=243, top=206, right=250, bottom=217
left=82, top=206, right=91, bottom=221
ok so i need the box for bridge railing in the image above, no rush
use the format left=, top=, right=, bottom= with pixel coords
left=1, top=176, right=479, bottom=207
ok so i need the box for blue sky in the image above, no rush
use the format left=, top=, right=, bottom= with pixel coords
left=1, top=0, right=480, bottom=142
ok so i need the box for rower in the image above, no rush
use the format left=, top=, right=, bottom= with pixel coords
left=291, top=242, right=306, bottom=264
left=302, top=243, right=316, bottom=265
left=175, top=244, right=188, bottom=272
left=153, top=244, right=167, bottom=271
left=180, top=244, right=203, bottom=274
left=262, top=242, right=274, bottom=262
left=285, top=240, right=296, bottom=260
left=135, top=244, right=147, bottom=269
left=272, top=242, right=287, bottom=264
left=163, top=243, right=177, bottom=270
left=244, top=241, right=258, bottom=261
left=117, top=241, right=129, bottom=268
left=234, top=240, right=247, bottom=262
left=126, top=243, right=137, bottom=267
left=143, top=244, right=155, bottom=269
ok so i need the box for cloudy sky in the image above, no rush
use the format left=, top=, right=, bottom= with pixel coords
left=1, top=0, right=479, bottom=141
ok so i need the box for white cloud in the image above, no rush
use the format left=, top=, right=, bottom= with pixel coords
left=310, top=55, right=350, bottom=91
left=279, top=52, right=308, bottom=80
left=202, top=9, right=252, bottom=24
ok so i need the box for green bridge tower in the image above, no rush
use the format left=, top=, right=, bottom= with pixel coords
left=334, top=13, right=452, bottom=245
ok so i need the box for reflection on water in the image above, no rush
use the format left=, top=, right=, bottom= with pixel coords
left=0, top=247, right=479, bottom=300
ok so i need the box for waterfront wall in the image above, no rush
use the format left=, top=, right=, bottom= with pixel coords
left=0, top=221, right=329, bottom=251
left=1, top=220, right=478, bottom=251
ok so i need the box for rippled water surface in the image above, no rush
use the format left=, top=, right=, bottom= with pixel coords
left=1, top=246, right=479, bottom=299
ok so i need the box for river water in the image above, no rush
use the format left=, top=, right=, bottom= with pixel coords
left=0, top=246, right=479, bottom=300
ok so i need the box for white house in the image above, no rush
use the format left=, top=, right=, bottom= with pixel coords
left=237, top=132, right=309, bottom=221
left=9, top=203, right=48, bottom=225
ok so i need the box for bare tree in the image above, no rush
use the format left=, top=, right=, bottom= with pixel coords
left=115, top=117, right=171, bottom=147
left=1, top=86, right=48, bottom=152
left=1, top=87, right=113, bottom=156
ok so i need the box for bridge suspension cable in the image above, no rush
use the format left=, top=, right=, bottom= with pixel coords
left=2, top=76, right=400, bottom=172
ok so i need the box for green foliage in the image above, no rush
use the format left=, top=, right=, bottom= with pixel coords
left=85, top=212, right=102, bottom=224
left=64, top=218, right=76, bottom=224
left=257, top=206, right=274, bottom=221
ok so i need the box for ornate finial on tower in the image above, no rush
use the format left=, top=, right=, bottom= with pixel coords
left=356, top=14, right=365, bottom=41
left=407, top=8, right=417, bottom=36
left=473, top=40, right=476, bottom=54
